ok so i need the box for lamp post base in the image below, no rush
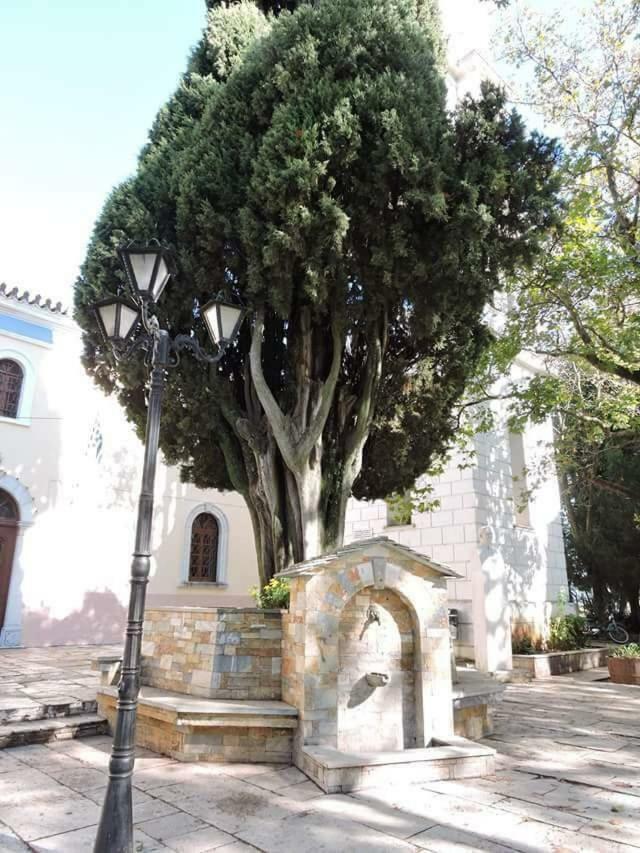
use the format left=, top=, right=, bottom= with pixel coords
left=93, top=775, right=133, bottom=853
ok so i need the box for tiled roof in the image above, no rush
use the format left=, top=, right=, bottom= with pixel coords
left=275, top=535, right=462, bottom=579
left=0, top=283, right=67, bottom=315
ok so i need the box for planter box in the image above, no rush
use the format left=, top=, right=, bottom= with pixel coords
left=608, top=656, right=640, bottom=685
left=512, top=647, right=608, bottom=679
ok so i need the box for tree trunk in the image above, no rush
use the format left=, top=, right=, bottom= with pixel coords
left=237, top=306, right=387, bottom=584
left=625, top=580, right=640, bottom=633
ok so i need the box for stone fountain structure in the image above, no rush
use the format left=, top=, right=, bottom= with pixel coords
left=97, top=537, right=497, bottom=792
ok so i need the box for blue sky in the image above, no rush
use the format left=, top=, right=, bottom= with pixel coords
left=0, top=0, right=581, bottom=306
left=1, top=0, right=203, bottom=304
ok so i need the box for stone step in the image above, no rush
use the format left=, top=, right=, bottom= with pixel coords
left=0, top=697, right=99, bottom=725
left=0, top=713, right=109, bottom=749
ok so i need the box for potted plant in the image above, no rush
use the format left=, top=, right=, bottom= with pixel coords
left=608, top=644, right=640, bottom=685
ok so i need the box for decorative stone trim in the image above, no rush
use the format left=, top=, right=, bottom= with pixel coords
left=0, top=348, right=36, bottom=425
left=180, top=503, right=229, bottom=586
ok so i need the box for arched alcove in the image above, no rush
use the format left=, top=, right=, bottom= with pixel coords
left=338, top=587, right=417, bottom=751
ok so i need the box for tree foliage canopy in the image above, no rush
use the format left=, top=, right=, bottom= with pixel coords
left=497, top=0, right=640, bottom=384
left=75, top=0, right=559, bottom=581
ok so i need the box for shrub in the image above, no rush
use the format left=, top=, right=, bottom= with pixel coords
left=512, top=634, right=535, bottom=655
left=547, top=614, right=587, bottom=651
left=609, top=643, right=640, bottom=658
left=250, top=577, right=290, bottom=610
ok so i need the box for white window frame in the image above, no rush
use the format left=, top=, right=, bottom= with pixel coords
left=0, top=349, right=35, bottom=427
left=180, top=503, right=229, bottom=586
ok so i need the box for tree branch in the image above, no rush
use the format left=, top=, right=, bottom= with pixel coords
left=297, top=316, right=344, bottom=461
left=249, top=306, right=298, bottom=470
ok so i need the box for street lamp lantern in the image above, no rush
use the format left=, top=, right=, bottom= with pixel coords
left=202, top=297, right=246, bottom=349
left=118, top=243, right=173, bottom=303
left=91, top=245, right=249, bottom=853
left=94, top=296, right=140, bottom=346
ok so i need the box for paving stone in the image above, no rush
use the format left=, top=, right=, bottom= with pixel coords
left=134, top=761, right=225, bottom=792
left=133, top=798, right=184, bottom=824
left=0, top=819, right=31, bottom=851
left=238, top=808, right=419, bottom=852
left=0, top=793, right=101, bottom=842
left=165, top=825, right=235, bottom=852
left=411, top=824, right=516, bottom=852
left=138, top=811, right=208, bottom=842
left=277, top=780, right=325, bottom=801
left=249, top=767, right=307, bottom=792
left=49, top=766, right=107, bottom=792
left=29, top=824, right=171, bottom=852
left=313, top=793, right=436, bottom=839
left=418, top=779, right=507, bottom=806
left=495, top=795, right=590, bottom=830
left=178, top=786, right=303, bottom=836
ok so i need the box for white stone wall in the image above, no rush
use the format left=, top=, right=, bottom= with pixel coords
left=0, top=293, right=260, bottom=648
left=345, top=361, right=570, bottom=665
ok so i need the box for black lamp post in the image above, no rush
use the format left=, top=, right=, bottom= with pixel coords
left=92, top=244, right=247, bottom=853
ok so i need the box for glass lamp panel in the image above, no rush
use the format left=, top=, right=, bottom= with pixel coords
left=219, top=303, right=242, bottom=341
left=98, top=303, right=117, bottom=338
left=129, top=252, right=158, bottom=294
left=202, top=301, right=222, bottom=344
left=119, top=304, right=140, bottom=340
left=151, top=254, right=170, bottom=302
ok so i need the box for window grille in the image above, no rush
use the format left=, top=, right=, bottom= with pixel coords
left=0, top=360, right=23, bottom=419
left=188, top=512, right=219, bottom=582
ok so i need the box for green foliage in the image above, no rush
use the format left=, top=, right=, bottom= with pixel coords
left=547, top=614, right=588, bottom=652
left=511, top=633, right=536, bottom=655
left=250, top=577, right=290, bottom=609
left=495, top=0, right=640, bottom=385
left=609, top=643, right=640, bottom=658
left=75, top=0, right=559, bottom=579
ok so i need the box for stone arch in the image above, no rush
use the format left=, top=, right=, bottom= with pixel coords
left=180, top=503, right=229, bottom=586
left=337, top=586, right=418, bottom=751
left=0, top=474, right=35, bottom=647
left=0, top=349, right=36, bottom=425
left=0, top=474, right=34, bottom=527
left=293, top=557, right=453, bottom=750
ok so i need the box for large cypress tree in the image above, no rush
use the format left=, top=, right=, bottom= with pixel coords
left=75, top=0, right=559, bottom=583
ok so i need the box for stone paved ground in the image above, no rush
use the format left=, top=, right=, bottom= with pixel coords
left=0, top=645, right=121, bottom=717
left=0, top=654, right=638, bottom=852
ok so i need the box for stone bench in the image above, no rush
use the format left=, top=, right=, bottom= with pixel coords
left=91, top=655, right=122, bottom=687
left=97, top=685, right=297, bottom=763
left=452, top=670, right=505, bottom=739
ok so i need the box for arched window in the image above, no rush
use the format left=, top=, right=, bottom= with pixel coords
left=0, top=360, right=23, bottom=419
left=0, top=490, right=18, bottom=521
left=188, top=512, right=219, bottom=582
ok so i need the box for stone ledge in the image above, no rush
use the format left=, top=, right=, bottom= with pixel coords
left=513, top=648, right=608, bottom=678
left=301, top=737, right=496, bottom=793
left=145, top=606, right=283, bottom=615
left=305, top=737, right=494, bottom=769
left=98, top=685, right=297, bottom=727
left=98, top=686, right=297, bottom=763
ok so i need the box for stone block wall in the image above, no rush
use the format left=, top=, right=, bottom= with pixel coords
left=281, top=544, right=454, bottom=767
left=141, top=606, right=283, bottom=700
